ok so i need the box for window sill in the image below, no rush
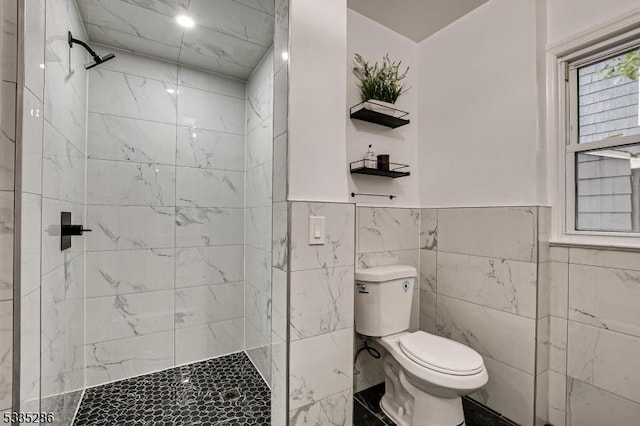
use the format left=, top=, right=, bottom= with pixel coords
left=550, top=234, right=640, bottom=252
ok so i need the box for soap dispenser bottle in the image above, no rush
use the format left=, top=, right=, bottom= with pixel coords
left=364, top=144, right=377, bottom=169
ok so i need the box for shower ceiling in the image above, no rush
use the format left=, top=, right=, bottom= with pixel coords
left=76, top=0, right=275, bottom=80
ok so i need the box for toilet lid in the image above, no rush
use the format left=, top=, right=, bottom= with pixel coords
left=399, top=331, right=484, bottom=376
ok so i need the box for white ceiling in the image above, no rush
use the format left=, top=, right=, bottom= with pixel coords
left=347, top=0, right=489, bottom=42
left=76, top=0, right=275, bottom=80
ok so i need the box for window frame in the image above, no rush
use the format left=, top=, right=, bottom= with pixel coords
left=556, top=26, right=640, bottom=246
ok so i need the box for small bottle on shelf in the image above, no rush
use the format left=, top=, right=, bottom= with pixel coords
left=364, top=144, right=377, bottom=169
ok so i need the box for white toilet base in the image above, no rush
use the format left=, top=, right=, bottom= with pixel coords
left=381, top=355, right=466, bottom=426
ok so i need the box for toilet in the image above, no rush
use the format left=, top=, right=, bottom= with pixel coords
left=355, top=265, right=488, bottom=426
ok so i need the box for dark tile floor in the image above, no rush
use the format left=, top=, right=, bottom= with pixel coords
left=73, top=352, right=270, bottom=426
left=354, top=383, right=520, bottom=426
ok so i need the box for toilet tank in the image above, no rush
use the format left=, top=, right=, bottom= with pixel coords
left=355, top=265, right=417, bottom=337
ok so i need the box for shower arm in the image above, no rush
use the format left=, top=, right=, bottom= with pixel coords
left=67, top=31, right=101, bottom=62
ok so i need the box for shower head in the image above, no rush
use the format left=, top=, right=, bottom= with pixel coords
left=68, top=31, right=116, bottom=70
left=85, top=53, right=116, bottom=70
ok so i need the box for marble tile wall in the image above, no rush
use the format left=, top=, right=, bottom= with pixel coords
left=0, top=0, right=16, bottom=414
left=288, top=201, right=355, bottom=426
left=354, top=207, right=420, bottom=393
left=85, top=48, right=247, bottom=386
left=545, top=246, right=640, bottom=426
left=245, top=49, right=274, bottom=386
left=419, top=207, right=543, bottom=426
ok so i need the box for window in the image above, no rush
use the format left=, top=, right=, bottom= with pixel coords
left=565, top=39, right=640, bottom=237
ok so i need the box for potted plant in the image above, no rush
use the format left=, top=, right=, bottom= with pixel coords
left=353, top=53, right=409, bottom=115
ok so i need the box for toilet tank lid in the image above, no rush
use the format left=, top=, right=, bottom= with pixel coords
left=356, top=265, right=417, bottom=282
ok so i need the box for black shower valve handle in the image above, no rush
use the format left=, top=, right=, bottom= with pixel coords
left=62, top=224, right=92, bottom=236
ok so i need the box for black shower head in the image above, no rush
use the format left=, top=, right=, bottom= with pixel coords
left=68, top=31, right=116, bottom=70
left=85, top=53, right=116, bottom=70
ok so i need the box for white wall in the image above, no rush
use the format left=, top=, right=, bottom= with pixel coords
left=417, top=0, right=540, bottom=207
left=288, top=0, right=349, bottom=202
left=547, top=0, right=640, bottom=46
left=347, top=10, right=419, bottom=208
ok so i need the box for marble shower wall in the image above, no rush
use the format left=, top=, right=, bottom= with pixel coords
left=354, top=207, right=420, bottom=393
left=0, top=0, right=17, bottom=414
left=287, top=202, right=355, bottom=426
left=245, top=49, right=274, bottom=385
left=270, top=0, right=288, bottom=423
left=419, top=207, right=543, bottom=426
left=545, top=246, right=640, bottom=426
left=85, top=48, right=246, bottom=386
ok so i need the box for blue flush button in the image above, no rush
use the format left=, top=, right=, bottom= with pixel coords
left=402, top=281, right=410, bottom=292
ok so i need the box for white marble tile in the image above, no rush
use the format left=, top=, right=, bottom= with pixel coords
left=20, top=289, right=40, bottom=403
left=273, top=133, right=287, bottom=202
left=271, top=333, right=287, bottom=416
left=0, top=300, right=12, bottom=410
left=548, top=370, right=566, bottom=426
left=178, top=66, right=246, bottom=99
left=273, top=0, right=288, bottom=72
left=77, top=0, right=183, bottom=47
left=176, top=167, right=244, bottom=208
left=119, top=0, right=189, bottom=16
left=246, top=163, right=272, bottom=209
left=290, top=202, right=355, bottom=272
left=358, top=207, right=420, bottom=253
left=550, top=316, right=567, bottom=374
left=20, top=193, right=41, bottom=297
left=245, top=246, right=271, bottom=293
left=177, top=85, right=245, bottom=134
left=177, top=47, right=254, bottom=81
left=438, top=207, right=538, bottom=262
left=536, top=371, right=549, bottom=426
left=181, top=24, right=269, bottom=69
left=289, top=328, right=353, bottom=409
left=273, top=67, right=287, bottom=137
left=246, top=206, right=272, bottom=251
left=39, top=391, right=82, bottom=425
left=0, top=136, right=13, bottom=193
left=187, top=0, right=274, bottom=48
left=175, top=245, right=244, bottom=287
left=436, top=295, right=536, bottom=374
left=86, top=24, right=181, bottom=63
left=175, top=318, right=244, bottom=365
left=235, top=0, right=275, bottom=15
left=537, top=207, right=551, bottom=263
left=471, top=356, right=535, bottom=426
left=245, top=287, right=271, bottom=348
left=175, top=282, right=244, bottom=328
left=437, top=252, right=537, bottom=318
left=272, top=267, right=287, bottom=341
left=357, top=249, right=419, bottom=270
left=419, top=250, right=436, bottom=293
left=87, top=113, right=177, bottom=165
left=176, top=127, right=245, bottom=171
left=569, top=264, right=640, bottom=337
left=0, top=192, right=13, bottom=301
left=1, top=0, right=17, bottom=83
left=87, top=160, right=175, bottom=206
left=538, top=261, right=550, bottom=319
left=567, top=378, right=640, bottom=426
left=537, top=316, right=550, bottom=373
left=247, top=65, right=273, bottom=134
left=42, top=121, right=85, bottom=204
left=419, top=289, right=436, bottom=333
left=86, top=290, right=174, bottom=344
left=21, top=88, right=44, bottom=195
left=41, top=198, right=84, bottom=275
left=86, top=331, right=174, bottom=387
left=246, top=119, right=273, bottom=169
left=420, top=208, right=437, bottom=250
left=86, top=249, right=174, bottom=297
left=86, top=206, right=174, bottom=251
left=567, top=321, right=640, bottom=403
left=410, top=287, right=420, bottom=332
left=176, top=207, right=244, bottom=247
left=272, top=201, right=288, bottom=270
left=289, top=389, right=353, bottom=426
left=1, top=82, right=16, bottom=143
left=569, top=247, right=640, bottom=271
left=25, top=0, right=45, bottom=98
left=89, top=68, right=177, bottom=124
left=550, top=246, right=569, bottom=263
left=92, top=45, right=178, bottom=84
left=354, top=336, right=386, bottom=393
left=550, top=261, right=569, bottom=318
left=246, top=345, right=271, bottom=385
left=289, top=266, right=354, bottom=341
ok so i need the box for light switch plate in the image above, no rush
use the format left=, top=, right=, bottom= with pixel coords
left=309, top=216, right=325, bottom=245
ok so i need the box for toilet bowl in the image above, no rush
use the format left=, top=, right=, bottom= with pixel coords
left=355, top=265, right=488, bottom=426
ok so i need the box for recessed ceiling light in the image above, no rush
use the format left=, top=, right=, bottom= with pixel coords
left=176, top=15, right=195, bottom=28
left=281, top=51, right=289, bottom=61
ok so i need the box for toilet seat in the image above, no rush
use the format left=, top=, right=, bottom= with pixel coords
left=399, top=331, right=484, bottom=376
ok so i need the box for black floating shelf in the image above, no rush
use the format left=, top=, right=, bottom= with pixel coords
left=350, top=101, right=410, bottom=129
left=350, top=160, right=410, bottom=178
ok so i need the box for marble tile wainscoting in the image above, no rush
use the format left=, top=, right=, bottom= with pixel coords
left=0, top=0, right=17, bottom=415
left=84, top=48, right=248, bottom=386
left=546, top=246, right=640, bottom=426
